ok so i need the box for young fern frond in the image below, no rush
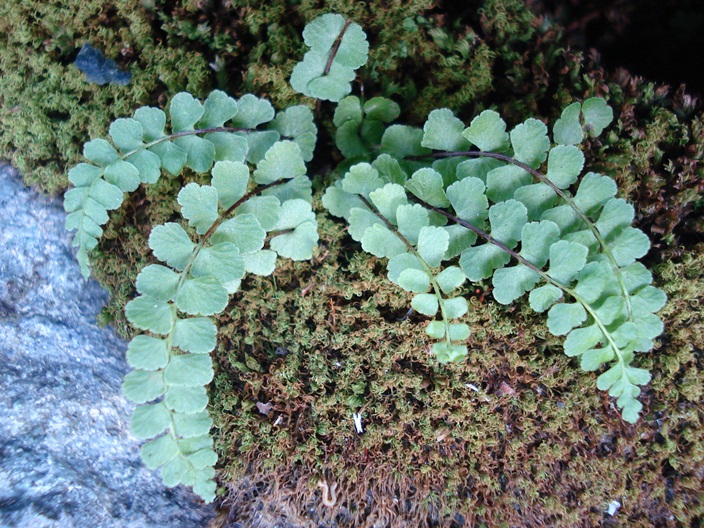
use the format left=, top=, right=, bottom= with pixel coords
left=324, top=99, right=666, bottom=423
left=64, top=90, right=316, bottom=279
left=290, top=14, right=369, bottom=102
left=123, top=141, right=318, bottom=502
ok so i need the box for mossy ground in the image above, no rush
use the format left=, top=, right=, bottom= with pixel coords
left=2, top=0, right=702, bottom=526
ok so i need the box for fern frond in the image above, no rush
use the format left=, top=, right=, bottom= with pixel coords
left=123, top=141, right=318, bottom=502
left=64, top=92, right=315, bottom=279
left=324, top=98, right=666, bottom=423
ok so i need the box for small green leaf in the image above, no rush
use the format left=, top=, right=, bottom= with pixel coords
left=160, top=456, right=191, bottom=487
left=364, top=97, right=400, bottom=122
left=387, top=252, right=424, bottom=284
left=150, top=141, right=188, bottom=176
left=84, top=139, right=119, bottom=167
left=134, top=106, right=166, bottom=141
left=198, top=90, right=238, bottom=128
left=460, top=244, right=511, bottom=282
left=519, top=220, right=560, bottom=267
left=122, top=369, right=166, bottom=404
left=546, top=145, right=584, bottom=189
left=178, top=183, right=219, bottom=235
left=448, top=323, right=471, bottom=341
left=594, top=295, right=627, bottom=326
left=239, top=130, right=280, bottom=164
left=126, top=149, right=162, bottom=184
left=164, top=354, right=214, bottom=386
left=211, top=215, right=265, bottom=254
left=270, top=221, right=318, bottom=260
left=412, top=293, right=439, bottom=316
left=109, top=118, right=144, bottom=152
left=104, top=160, right=140, bottom=192
left=444, top=225, right=477, bottom=259
left=191, top=242, right=245, bottom=288
left=552, top=102, right=583, bottom=146
left=431, top=342, right=467, bottom=363
left=141, top=434, right=179, bottom=470
left=564, top=324, right=604, bottom=357
left=188, top=448, right=218, bottom=469
left=581, top=347, right=615, bottom=371
left=546, top=302, right=587, bottom=335
left=486, top=165, right=532, bottom=203
left=405, top=168, right=450, bottom=208
left=528, top=284, right=563, bottom=312
left=489, top=199, right=528, bottom=247
left=333, top=96, right=363, bottom=127
left=236, top=196, right=281, bottom=231
left=369, top=183, right=408, bottom=223
left=443, top=297, right=468, bottom=319
left=173, top=318, right=217, bottom=354
left=462, top=109, right=509, bottom=152
left=581, top=98, right=613, bottom=137
left=396, top=204, right=430, bottom=245
left=595, top=198, right=634, bottom=239
left=176, top=276, right=229, bottom=316
left=397, top=268, right=431, bottom=293
left=254, top=141, right=306, bottom=184
left=421, top=108, right=471, bottom=151
left=547, top=240, right=588, bottom=284
left=435, top=266, right=465, bottom=294
left=149, top=223, right=195, bottom=271
left=342, top=163, right=384, bottom=198
left=262, top=175, right=312, bottom=204
left=510, top=118, right=549, bottom=168
left=573, top=261, right=612, bottom=305
left=572, top=173, right=617, bottom=215
left=425, top=321, right=445, bottom=339
left=173, top=135, right=216, bottom=173
left=125, top=295, right=173, bottom=334
left=381, top=125, right=431, bottom=158
left=136, top=264, right=179, bottom=301
left=244, top=250, right=278, bottom=276
left=513, top=183, right=557, bottom=221
left=361, top=224, right=406, bottom=258
left=131, top=403, right=171, bottom=439
left=127, top=335, right=170, bottom=370
left=170, top=92, right=204, bottom=132
left=165, top=385, right=209, bottom=414
left=173, top=411, right=213, bottom=438
left=417, top=226, right=449, bottom=268
left=230, top=94, right=275, bottom=128
left=211, top=161, right=250, bottom=209
left=335, top=120, right=369, bottom=158
left=269, top=105, right=317, bottom=161
left=446, top=177, right=489, bottom=226
left=608, top=227, right=650, bottom=266
left=492, top=265, right=541, bottom=304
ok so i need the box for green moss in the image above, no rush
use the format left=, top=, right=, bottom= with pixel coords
left=5, top=0, right=704, bottom=525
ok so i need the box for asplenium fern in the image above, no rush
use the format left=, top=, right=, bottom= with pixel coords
left=322, top=98, right=666, bottom=424
left=64, top=90, right=316, bottom=278
left=62, top=12, right=667, bottom=504
left=64, top=90, right=318, bottom=502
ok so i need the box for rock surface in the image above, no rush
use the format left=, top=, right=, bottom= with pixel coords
left=0, top=165, right=215, bottom=527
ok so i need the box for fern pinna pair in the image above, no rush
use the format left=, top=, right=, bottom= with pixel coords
left=63, top=14, right=666, bottom=502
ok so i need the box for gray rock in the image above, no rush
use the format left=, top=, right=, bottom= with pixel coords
left=0, top=165, right=216, bottom=527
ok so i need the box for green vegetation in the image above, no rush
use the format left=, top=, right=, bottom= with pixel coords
left=3, top=0, right=703, bottom=525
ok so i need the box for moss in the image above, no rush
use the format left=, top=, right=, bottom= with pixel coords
left=4, top=0, right=704, bottom=525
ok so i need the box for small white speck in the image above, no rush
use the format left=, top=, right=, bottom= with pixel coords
left=466, top=383, right=479, bottom=392
left=273, top=415, right=283, bottom=426
left=605, top=500, right=621, bottom=516
left=352, top=413, right=363, bottom=434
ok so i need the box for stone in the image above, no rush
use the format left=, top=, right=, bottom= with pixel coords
left=0, top=164, right=215, bottom=527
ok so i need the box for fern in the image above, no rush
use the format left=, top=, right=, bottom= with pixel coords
left=64, top=90, right=316, bottom=279
left=123, top=142, right=317, bottom=502
left=323, top=99, right=667, bottom=423
left=290, top=13, right=369, bottom=102
left=62, top=11, right=670, bottom=505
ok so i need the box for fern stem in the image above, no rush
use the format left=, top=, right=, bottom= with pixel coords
left=121, top=126, right=257, bottom=159
left=358, top=195, right=454, bottom=346
left=410, top=195, right=628, bottom=367
left=411, top=149, right=633, bottom=317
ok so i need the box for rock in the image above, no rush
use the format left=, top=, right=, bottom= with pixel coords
left=0, top=165, right=215, bottom=527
